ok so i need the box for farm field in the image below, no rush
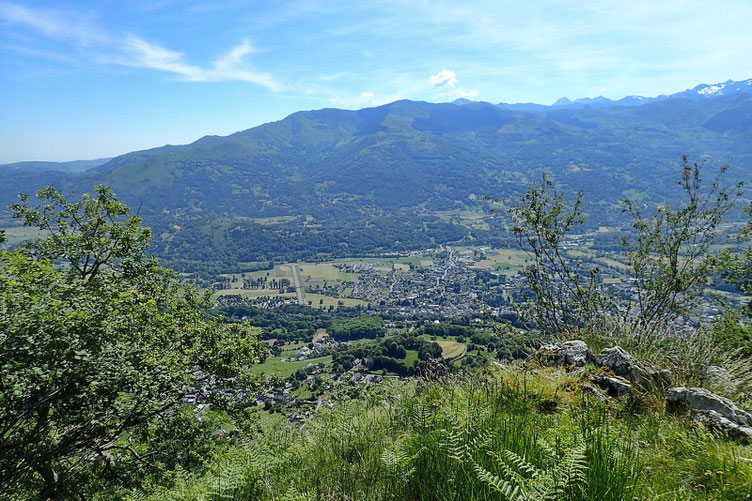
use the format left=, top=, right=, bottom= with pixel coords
left=437, top=340, right=467, bottom=359
left=475, top=248, right=529, bottom=275
left=302, top=293, right=368, bottom=309
left=278, top=341, right=309, bottom=357
left=214, top=289, right=296, bottom=300
left=299, top=262, right=359, bottom=281
left=251, top=355, right=333, bottom=378
left=593, top=257, right=629, bottom=271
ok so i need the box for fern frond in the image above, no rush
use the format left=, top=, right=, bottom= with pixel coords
left=470, top=457, right=522, bottom=500
left=501, top=449, right=540, bottom=479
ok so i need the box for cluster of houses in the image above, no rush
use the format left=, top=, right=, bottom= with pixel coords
left=282, top=338, right=340, bottom=362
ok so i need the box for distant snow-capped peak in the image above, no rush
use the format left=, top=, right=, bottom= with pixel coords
left=539, top=78, right=752, bottom=109
left=691, top=78, right=752, bottom=97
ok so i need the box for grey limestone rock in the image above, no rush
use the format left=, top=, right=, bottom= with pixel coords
left=535, top=340, right=595, bottom=367
left=666, top=386, right=688, bottom=412
left=666, top=386, right=752, bottom=439
left=596, top=345, right=673, bottom=390
left=420, top=358, right=450, bottom=382
left=693, top=409, right=752, bottom=440
left=685, top=387, right=752, bottom=427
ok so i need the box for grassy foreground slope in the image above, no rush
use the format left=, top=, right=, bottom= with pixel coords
left=141, top=363, right=752, bottom=500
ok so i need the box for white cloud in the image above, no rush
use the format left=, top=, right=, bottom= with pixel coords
left=429, top=69, right=458, bottom=88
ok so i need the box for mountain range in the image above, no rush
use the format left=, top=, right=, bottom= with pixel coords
left=489, top=78, right=752, bottom=110
left=2, top=78, right=752, bottom=274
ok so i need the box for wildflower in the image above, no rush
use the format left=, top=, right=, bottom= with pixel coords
left=645, top=466, right=652, bottom=471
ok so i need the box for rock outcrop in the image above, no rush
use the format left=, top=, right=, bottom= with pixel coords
left=596, top=346, right=674, bottom=390
left=666, top=386, right=752, bottom=440
left=535, top=340, right=594, bottom=367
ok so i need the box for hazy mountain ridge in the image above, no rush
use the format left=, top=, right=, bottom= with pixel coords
left=0, top=158, right=112, bottom=173
left=489, top=77, right=752, bottom=110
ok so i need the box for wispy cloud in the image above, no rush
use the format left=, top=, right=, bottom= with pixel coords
left=121, top=37, right=283, bottom=90
left=0, top=1, right=282, bottom=90
left=0, top=1, right=107, bottom=45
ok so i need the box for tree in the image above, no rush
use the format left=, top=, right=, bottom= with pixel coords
left=718, top=201, right=752, bottom=313
left=713, top=201, right=752, bottom=355
left=0, top=186, right=264, bottom=499
left=621, top=156, right=742, bottom=331
left=502, top=157, right=742, bottom=337
left=497, top=176, right=608, bottom=336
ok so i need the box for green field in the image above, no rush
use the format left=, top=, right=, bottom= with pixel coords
left=403, top=349, right=419, bottom=366
left=593, top=257, right=629, bottom=270
left=214, top=289, right=296, bottom=300
left=278, top=341, right=308, bottom=357
left=475, top=249, right=529, bottom=275
left=299, top=262, right=360, bottom=282
left=251, top=355, right=332, bottom=378
left=437, top=340, right=467, bottom=359
left=303, top=293, right=367, bottom=309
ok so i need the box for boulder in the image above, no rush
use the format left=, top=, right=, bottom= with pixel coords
left=685, top=387, right=752, bottom=427
left=596, top=346, right=673, bottom=390
left=666, top=386, right=752, bottom=439
left=665, top=386, right=688, bottom=412
left=535, top=340, right=594, bottom=367
left=693, top=409, right=752, bottom=440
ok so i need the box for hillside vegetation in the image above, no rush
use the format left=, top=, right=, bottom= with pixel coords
left=136, top=361, right=752, bottom=500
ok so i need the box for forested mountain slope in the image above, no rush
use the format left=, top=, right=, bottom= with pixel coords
left=2, top=93, right=751, bottom=272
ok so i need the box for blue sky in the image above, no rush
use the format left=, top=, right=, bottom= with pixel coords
left=1, top=0, right=751, bottom=163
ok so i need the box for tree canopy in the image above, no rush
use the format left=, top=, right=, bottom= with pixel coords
left=0, top=186, right=264, bottom=499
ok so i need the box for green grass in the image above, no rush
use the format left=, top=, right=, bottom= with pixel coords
left=250, top=355, right=332, bottom=378
left=436, top=340, right=467, bottom=359
left=278, top=341, right=308, bottom=357
left=213, top=289, right=296, bottom=300
left=403, top=349, right=419, bottom=366
left=476, top=249, right=530, bottom=269
left=136, top=363, right=752, bottom=500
